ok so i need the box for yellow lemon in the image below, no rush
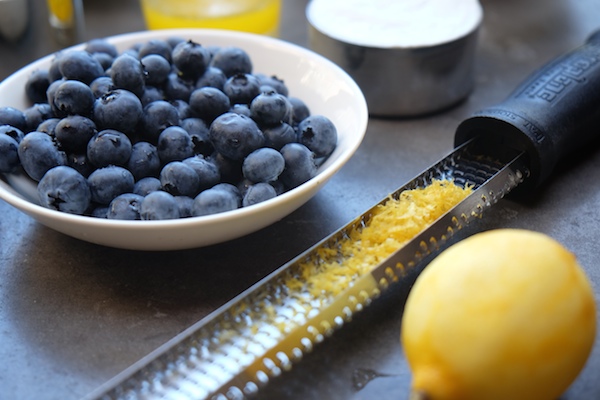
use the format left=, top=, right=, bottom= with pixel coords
left=401, top=229, right=596, bottom=400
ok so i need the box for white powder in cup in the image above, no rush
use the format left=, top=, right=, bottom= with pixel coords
left=306, top=0, right=483, bottom=48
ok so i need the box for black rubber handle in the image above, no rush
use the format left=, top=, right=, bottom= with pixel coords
left=455, top=31, right=600, bottom=193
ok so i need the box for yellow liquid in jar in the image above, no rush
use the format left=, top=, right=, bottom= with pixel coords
left=140, top=0, right=281, bottom=36
left=47, top=0, right=74, bottom=24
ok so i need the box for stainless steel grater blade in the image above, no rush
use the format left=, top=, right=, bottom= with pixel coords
left=85, top=140, right=529, bottom=400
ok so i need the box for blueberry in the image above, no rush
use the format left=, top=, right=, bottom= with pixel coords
left=93, top=52, right=115, bottom=71
left=192, top=186, right=240, bottom=217
left=175, top=195, right=195, bottom=218
left=37, top=118, right=60, bottom=137
left=45, top=79, right=63, bottom=108
left=223, top=73, right=261, bottom=105
left=209, top=112, right=264, bottom=161
left=172, top=40, right=211, bottom=80
left=205, top=45, right=221, bottom=58
left=0, top=132, right=20, bottom=173
left=140, top=86, right=165, bottom=106
left=66, top=152, right=94, bottom=177
left=170, top=99, right=195, bottom=120
left=297, top=115, right=337, bottom=157
left=106, top=193, right=144, bottom=220
left=90, top=205, right=108, bottom=218
left=229, top=103, right=251, bottom=117
left=25, top=70, right=51, bottom=104
left=250, top=91, right=293, bottom=127
left=58, top=50, right=105, bottom=84
left=183, top=155, right=221, bottom=190
left=242, top=182, right=277, bottom=207
left=166, top=36, right=186, bottom=50
left=236, top=177, right=253, bottom=197
left=258, top=84, right=276, bottom=94
left=88, top=165, right=135, bottom=204
left=87, top=129, right=132, bottom=168
left=195, top=66, right=227, bottom=90
left=133, top=176, right=162, bottom=196
left=141, top=54, right=171, bottom=86
left=181, top=117, right=213, bottom=156
left=255, top=73, right=289, bottom=97
left=95, top=73, right=115, bottom=93
left=47, top=52, right=64, bottom=82
left=52, top=79, right=95, bottom=117
left=157, top=126, right=194, bottom=164
left=140, top=100, right=181, bottom=143
left=110, top=53, right=146, bottom=97
left=37, top=165, right=91, bottom=214
left=24, top=103, right=53, bottom=131
left=262, top=122, right=296, bottom=150
left=270, top=179, right=285, bottom=195
left=140, top=190, right=179, bottom=220
left=138, top=39, right=172, bottom=62
left=93, top=89, right=143, bottom=134
left=121, top=48, right=140, bottom=60
left=18, top=131, right=66, bottom=181
left=90, top=76, right=116, bottom=99
left=0, top=107, right=27, bottom=133
left=189, top=86, right=231, bottom=123
left=85, top=38, right=119, bottom=58
left=288, top=97, right=311, bottom=125
left=279, top=142, right=317, bottom=189
left=163, top=72, right=195, bottom=101
left=0, top=124, right=25, bottom=143
left=212, top=182, right=242, bottom=205
left=242, top=147, right=285, bottom=183
left=210, top=47, right=252, bottom=77
left=210, top=151, right=243, bottom=184
left=55, top=115, right=97, bottom=153
left=160, top=161, right=201, bottom=197
left=127, top=141, right=161, bottom=180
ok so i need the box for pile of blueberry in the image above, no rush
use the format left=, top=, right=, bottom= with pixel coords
left=0, top=36, right=338, bottom=220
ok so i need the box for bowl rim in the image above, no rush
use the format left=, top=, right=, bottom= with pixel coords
left=0, top=28, right=369, bottom=248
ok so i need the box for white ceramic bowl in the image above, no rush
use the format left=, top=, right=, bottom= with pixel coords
left=0, top=29, right=368, bottom=250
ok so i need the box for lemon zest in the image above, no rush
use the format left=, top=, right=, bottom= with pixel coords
left=290, top=179, right=472, bottom=298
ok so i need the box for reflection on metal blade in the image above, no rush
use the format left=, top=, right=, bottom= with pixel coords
left=87, top=140, right=529, bottom=400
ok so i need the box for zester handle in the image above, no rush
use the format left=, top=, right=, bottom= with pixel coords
left=455, top=30, right=600, bottom=193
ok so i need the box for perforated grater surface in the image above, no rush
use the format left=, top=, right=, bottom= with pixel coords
left=86, top=141, right=527, bottom=400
